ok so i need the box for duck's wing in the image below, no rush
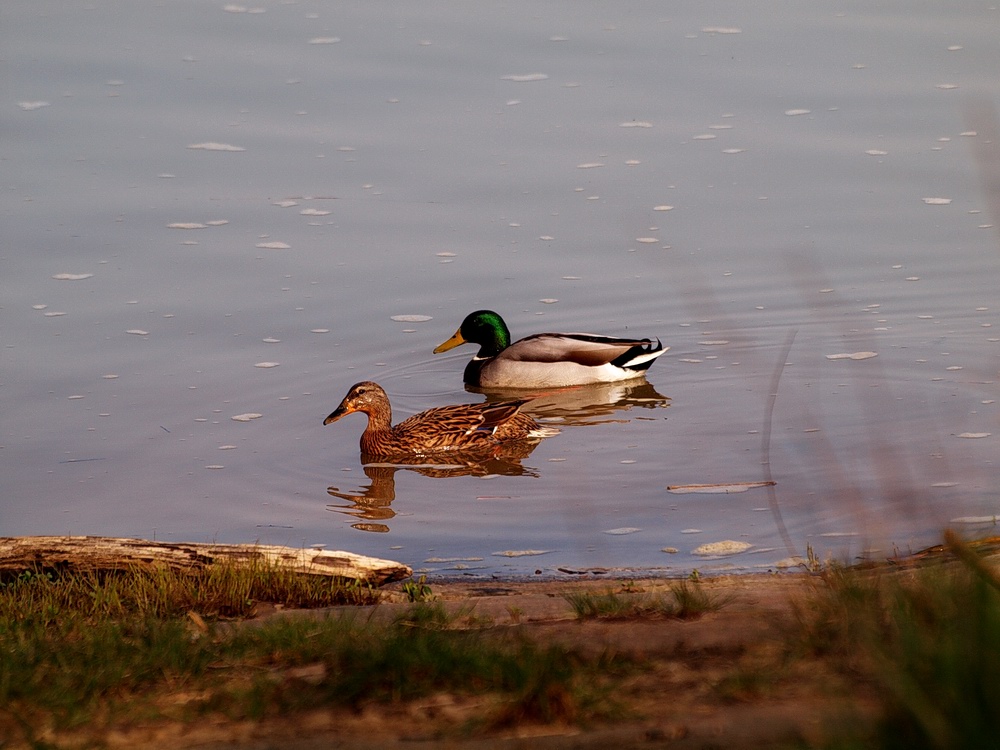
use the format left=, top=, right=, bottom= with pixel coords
left=504, top=333, right=666, bottom=369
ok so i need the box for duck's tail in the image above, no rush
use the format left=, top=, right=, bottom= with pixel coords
left=611, top=339, right=668, bottom=372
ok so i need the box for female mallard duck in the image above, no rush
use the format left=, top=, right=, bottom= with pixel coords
left=433, top=309, right=667, bottom=389
left=323, top=381, right=556, bottom=457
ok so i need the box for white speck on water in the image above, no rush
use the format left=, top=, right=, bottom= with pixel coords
left=311, top=328, right=330, bottom=333
left=654, top=205, right=674, bottom=211
left=273, top=200, right=299, bottom=208
left=254, top=362, right=280, bottom=368
left=167, top=223, right=206, bottom=229
left=692, top=134, right=716, bottom=140
left=923, top=197, right=952, bottom=205
left=256, top=241, right=290, bottom=249
left=187, top=142, right=245, bottom=152
left=205, top=465, right=225, bottom=470
left=701, top=26, right=742, bottom=34
left=576, top=162, right=604, bottom=169
left=218, top=445, right=237, bottom=450
left=722, top=148, right=745, bottom=154
left=785, top=109, right=811, bottom=116
left=232, top=413, right=263, bottom=422
left=679, top=358, right=702, bottom=364
left=620, top=459, right=637, bottom=464
left=308, top=37, right=341, bottom=44
left=492, top=549, right=552, bottom=557
left=262, top=337, right=280, bottom=343
left=126, top=329, right=149, bottom=336
left=819, top=532, right=859, bottom=537
left=620, top=121, right=653, bottom=128
left=300, top=208, right=331, bottom=216
left=500, top=73, right=548, bottom=82
left=52, top=273, right=93, bottom=280
left=948, top=45, right=963, bottom=51
left=102, top=374, right=118, bottom=380
left=18, top=101, right=51, bottom=111
left=390, top=314, right=432, bottom=322
left=68, top=395, right=84, bottom=400
left=692, top=540, right=752, bottom=556
left=436, top=251, right=456, bottom=257
left=699, top=340, right=729, bottom=346
left=935, top=83, right=959, bottom=90
left=957, top=432, right=991, bottom=439
left=539, top=235, right=555, bottom=241
left=561, top=276, right=581, bottom=280
left=680, top=529, right=702, bottom=534
left=539, top=298, right=558, bottom=304
left=635, top=237, right=658, bottom=244
left=866, top=149, right=888, bottom=155
left=604, top=527, right=641, bottom=535
left=661, top=547, right=679, bottom=554
left=932, top=482, right=959, bottom=488
left=44, top=312, right=66, bottom=317
left=826, top=351, right=878, bottom=360
left=625, top=159, right=641, bottom=165
left=32, top=304, right=48, bottom=310
left=961, top=131, right=977, bottom=137
left=946, top=366, right=963, bottom=371
left=906, top=276, right=921, bottom=281
left=205, top=220, right=228, bottom=226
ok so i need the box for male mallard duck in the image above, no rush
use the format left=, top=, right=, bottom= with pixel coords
left=433, top=309, right=667, bottom=389
left=323, top=381, right=556, bottom=457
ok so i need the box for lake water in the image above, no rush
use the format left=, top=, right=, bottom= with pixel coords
left=4, top=1, right=998, bottom=578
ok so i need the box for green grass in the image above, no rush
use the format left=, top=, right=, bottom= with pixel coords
left=564, top=580, right=727, bottom=620
left=0, top=571, right=628, bottom=743
left=797, top=533, right=1000, bottom=750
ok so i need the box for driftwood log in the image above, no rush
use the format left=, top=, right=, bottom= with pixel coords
left=0, top=536, right=412, bottom=587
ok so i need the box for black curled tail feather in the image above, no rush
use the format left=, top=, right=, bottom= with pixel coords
left=611, top=338, right=664, bottom=372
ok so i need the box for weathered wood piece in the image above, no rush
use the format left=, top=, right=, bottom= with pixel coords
left=0, top=536, right=412, bottom=586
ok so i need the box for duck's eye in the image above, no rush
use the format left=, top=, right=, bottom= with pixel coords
left=355, top=387, right=366, bottom=395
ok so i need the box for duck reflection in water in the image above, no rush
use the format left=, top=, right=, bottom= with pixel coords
left=476, top=380, right=670, bottom=426
left=327, top=443, right=543, bottom=533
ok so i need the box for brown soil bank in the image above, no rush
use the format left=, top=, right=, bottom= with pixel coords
left=45, top=572, right=880, bottom=750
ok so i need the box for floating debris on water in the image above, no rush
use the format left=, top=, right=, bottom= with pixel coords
left=254, top=362, right=280, bottom=368
left=923, top=197, right=952, bottom=205
left=956, top=432, right=991, bottom=439
left=500, top=73, right=549, bottom=82
left=390, top=314, right=432, bottom=322
left=256, top=241, right=290, bottom=249
left=231, top=413, right=263, bottom=422
left=308, top=37, right=341, bottom=44
left=492, top=549, right=552, bottom=557
left=52, top=273, right=93, bottom=280
left=187, top=142, right=246, bottom=152
left=654, top=205, right=674, bottom=211
left=692, top=540, right=752, bottom=556
left=866, top=149, right=888, bottom=156
left=702, top=26, right=742, bottom=34
left=785, top=109, right=811, bottom=116
left=661, top=547, right=679, bottom=554
left=620, top=121, right=653, bottom=128
left=604, top=527, right=641, bottom=535
left=300, top=208, right=330, bottom=216
left=668, top=481, right=775, bottom=494
left=951, top=516, right=998, bottom=524
left=576, top=162, right=604, bottom=169
left=825, top=351, right=878, bottom=360
left=125, top=329, right=149, bottom=336
left=18, top=101, right=51, bottom=111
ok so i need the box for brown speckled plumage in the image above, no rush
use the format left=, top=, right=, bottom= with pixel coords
left=323, top=381, right=555, bottom=457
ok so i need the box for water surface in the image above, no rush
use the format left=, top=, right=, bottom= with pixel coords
left=3, top=1, right=999, bottom=577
